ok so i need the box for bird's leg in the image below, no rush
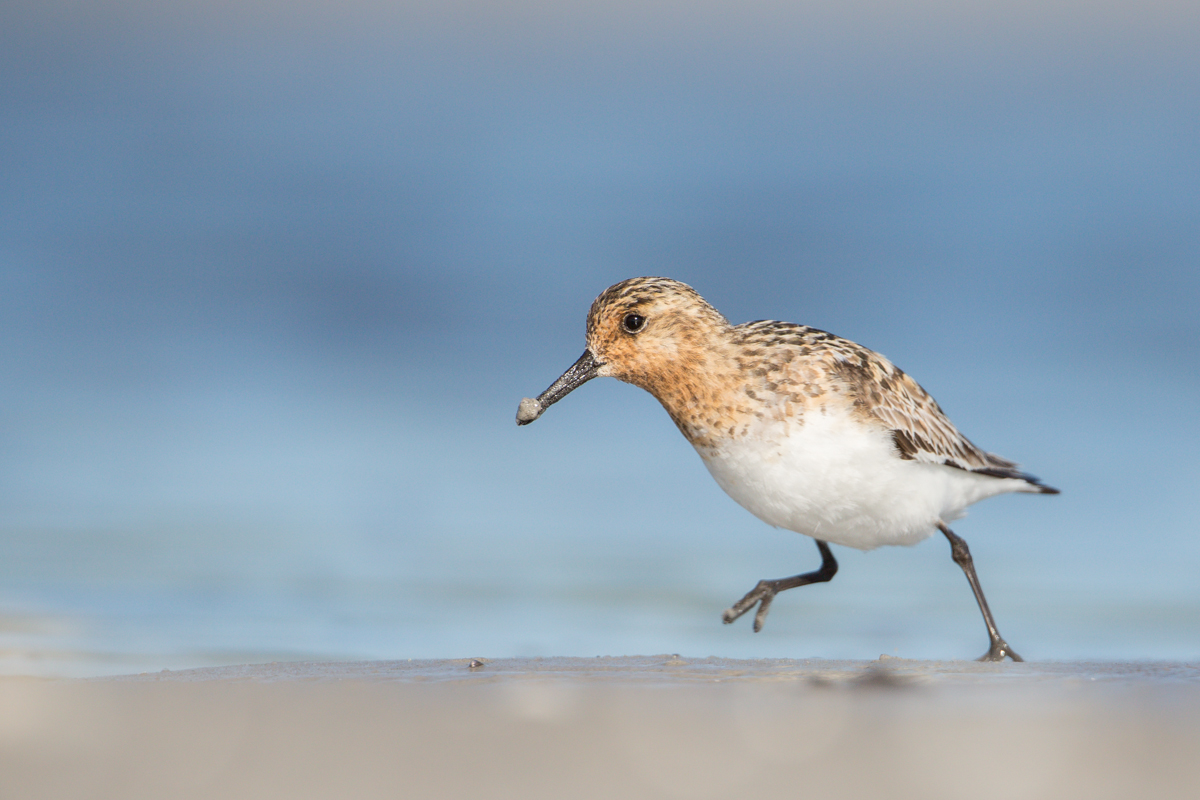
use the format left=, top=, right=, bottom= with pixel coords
left=722, top=539, right=838, bottom=632
left=938, top=522, right=1023, bottom=662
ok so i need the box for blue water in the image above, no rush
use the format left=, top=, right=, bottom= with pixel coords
left=1, top=0, right=1198, bottom=676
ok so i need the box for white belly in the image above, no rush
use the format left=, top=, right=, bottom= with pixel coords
left=694, top=407, right=1027, bottom=550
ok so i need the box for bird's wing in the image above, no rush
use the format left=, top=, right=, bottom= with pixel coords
left=830, top=344, right=1028, bottom=478
left=736, top=322, right=1056, bottom=491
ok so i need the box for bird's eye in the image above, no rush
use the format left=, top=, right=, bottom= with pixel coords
left=622, top=313, right=646, bottom=333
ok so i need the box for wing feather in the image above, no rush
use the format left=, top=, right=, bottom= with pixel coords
left=828, top=341, right=1052, bottom=488
left=733, top=320, right=1056, bottom=493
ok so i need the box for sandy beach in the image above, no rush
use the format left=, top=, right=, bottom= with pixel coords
left=3, top=657, right=1198, bottom=799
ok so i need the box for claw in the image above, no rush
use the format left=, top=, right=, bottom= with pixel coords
left=722, top=579, right=777, bottom=631
left=753, top=593, right=774, bottom=632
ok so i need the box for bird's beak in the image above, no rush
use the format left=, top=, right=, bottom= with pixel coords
left=515, top=349, right=602, bottom=425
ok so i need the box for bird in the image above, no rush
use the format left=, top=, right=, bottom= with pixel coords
left=516, top=277, right=1057, bottom=661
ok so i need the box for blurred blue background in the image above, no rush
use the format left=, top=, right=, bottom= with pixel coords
left=1, top=0, right=1197, bottom=676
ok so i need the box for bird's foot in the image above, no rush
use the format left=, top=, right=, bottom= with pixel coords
left=977, top=639, right=1023, bottom=662
left=721, top=580, right=778, bottom=632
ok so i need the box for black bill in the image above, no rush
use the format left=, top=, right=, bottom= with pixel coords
left=515, top=349, right=602, bottom=425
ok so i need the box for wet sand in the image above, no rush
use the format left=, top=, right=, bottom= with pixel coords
left=3, top=657, right=1199, bottom=799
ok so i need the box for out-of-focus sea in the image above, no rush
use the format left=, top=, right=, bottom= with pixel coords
left=1, top=0, right=1198, bottom=676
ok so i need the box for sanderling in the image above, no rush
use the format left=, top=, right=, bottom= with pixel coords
left=517, top=277, right=1057, bottom=661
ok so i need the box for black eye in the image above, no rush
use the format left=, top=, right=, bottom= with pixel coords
left=622, top=313, right=645, bottom=333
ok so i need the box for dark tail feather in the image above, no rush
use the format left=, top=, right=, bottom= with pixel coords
left=972, top=466, right=1060, bottom=494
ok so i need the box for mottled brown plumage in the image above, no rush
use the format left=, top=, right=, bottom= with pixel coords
left=583, top=277, right=1049, bottom=488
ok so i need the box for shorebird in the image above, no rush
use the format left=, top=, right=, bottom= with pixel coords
left=516, top=277, right=1057, bottom=661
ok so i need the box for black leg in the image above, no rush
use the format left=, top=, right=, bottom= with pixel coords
left=722, top=539, right=838, bottom=632
left=938, top=522, right=1022, bottom=662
